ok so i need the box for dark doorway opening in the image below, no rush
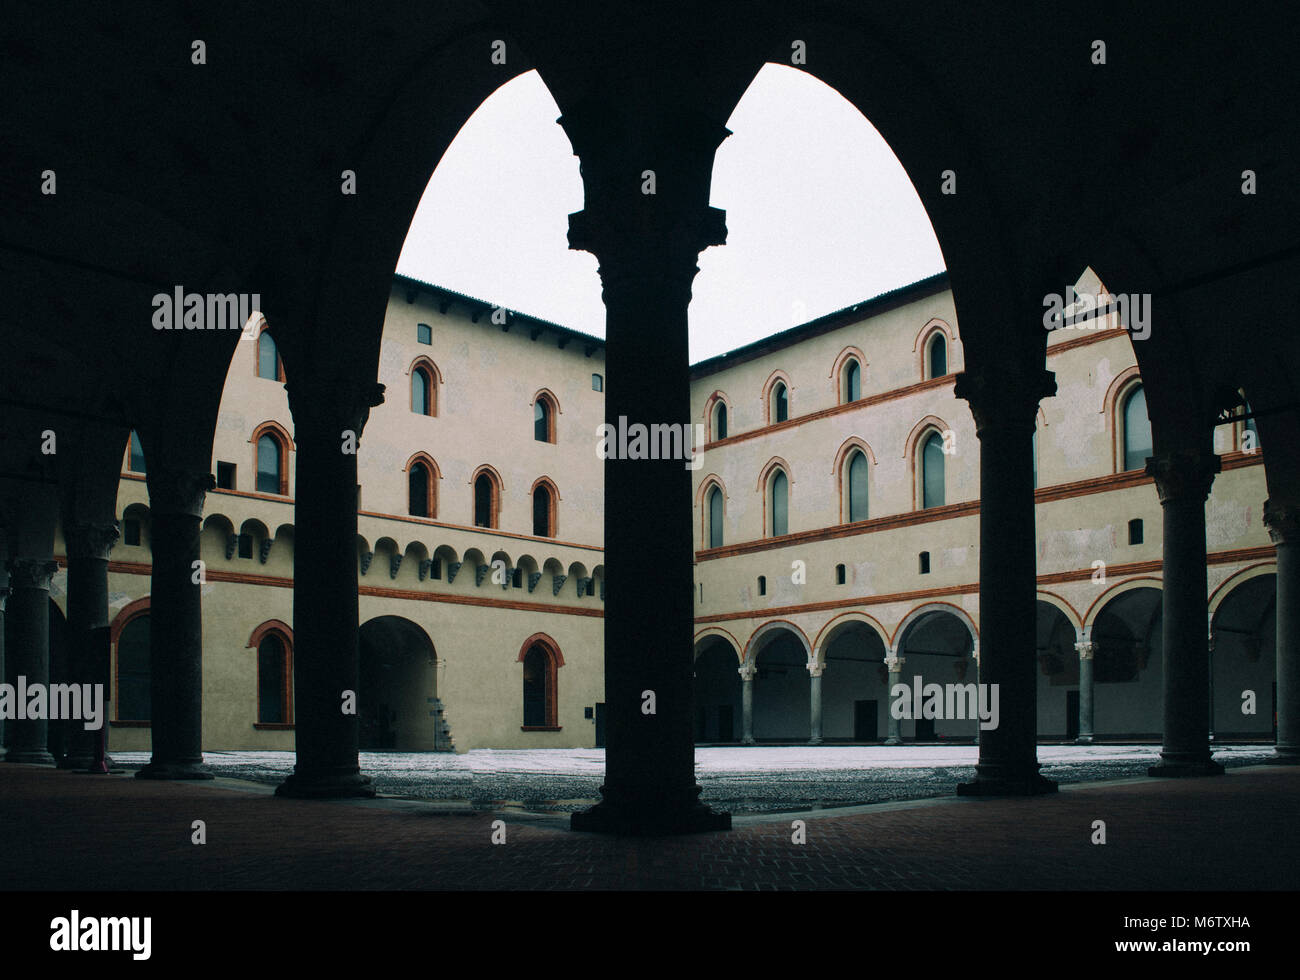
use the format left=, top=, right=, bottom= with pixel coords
left=854, top=699, right=878, bottom=741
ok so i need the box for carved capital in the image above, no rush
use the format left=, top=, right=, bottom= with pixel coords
left=806, top=661, right=825, bottom=678
left=954, top=367, right=1056, bottom=434
left=6, top=558, right=59, bottom=591
left=1074, top=641, right=1095, bottom=661
left=1145, top=451, right=1219, bottom=505
left=65, top=521, right=121, bottom=561
left=1263, top=499, right=1300, bottom=545
left=569, top=205, right=727, bottom=302
left=146, top=466, right=216, bottom=517
left=738, top=664, right=757, bottom=681
left=883, top=656, right=906, bottom=672
left=286, top=377, right=386, bottom=445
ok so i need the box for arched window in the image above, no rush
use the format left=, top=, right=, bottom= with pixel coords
left=847, top=450, right=869, bottom=521
left=843, top=359, right=861, bottom=402
left=412, top=366, right=432, bottom=415
left=928, top=334, right=947, bottom=378
left=116, top=614, right=150, bottom=722
left=533, top=482, right=554, bottom=537
left=128, top=430, right=146, bottom=473
left=521, top=641, right=560, bottom=729
left=533, top=399, right=555, bottom=443
left=257, top=633, right=291, bottom=724
left=773, top=382, right=789, bottom=424
left=713, top=401, right=728, bottom=440
left=474, top=471, right=498, bottom=528
left=769, top=469, right=789, bottom=536
left=409, top=462, right=431, bottom=518
left=922, top=431, right=945, bottom=508
left=1122, top=384, right=1152, bottom=471
left=707, top=484, right=724, bottom=548
left=257, top=330, right=282, bottom=381
left=256, top=433, right=285, bottom=494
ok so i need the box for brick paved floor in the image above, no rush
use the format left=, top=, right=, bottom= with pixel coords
left=1, top=763, right=1297, bottom=891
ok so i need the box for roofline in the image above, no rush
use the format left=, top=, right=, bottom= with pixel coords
left=392, top=273, right=606, bottom=356
left=688, top=270, right=950, bottom=378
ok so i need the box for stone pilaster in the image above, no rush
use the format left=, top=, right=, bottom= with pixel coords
left=955, top=365, right=1058, bottom=795
left=276, top=377, right=384, bottom=799
left=1264, top=500, right=1300, bottom=763
left=4, top=558, right=60, bottom=764
left=1146, top=451, right=1223, bottom=777
left=136, top=466, right=215, bottom=780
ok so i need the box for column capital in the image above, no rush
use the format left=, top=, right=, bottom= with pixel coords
left=146, top=466, right=216, bottom=518
left=1263, top=499, right=1300, bottom=544
left=65, top=521, right=121, bottom=561
left=954, top=367, right=1056, bottom=433
left=6, top=558, right=59, bottom=590
left=1145, top=451, right=1220, bottom=505
left=737, top=663, right=757, bottom=681
left=883, top=656, right=906, bottom=671
left=568, top=204, right=727, bottom=298
left=806, top=661, right=825, bottom=678
left=1074, top=641, right=1095, bottom=660
left=286, top=377, right=386, bottom=445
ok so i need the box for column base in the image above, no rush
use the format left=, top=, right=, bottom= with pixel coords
left=1148, top=758, right=1225, bottom=778
left=1074, top=735, right=1094, bottom=745
left=957, top=767, right=1057, bottom=797
left=741, top=736, right=755, bottom=746
left=571, top=791, right=730, bottom=836
left=5, top=750, right=56, bottom=765
left=884, top=736, right=902, bottom=746
left=136, top=760, right=214, bottom=780
left=807, top=736, right=823, bottom=746
left=275, top=766, right=374, bottom=799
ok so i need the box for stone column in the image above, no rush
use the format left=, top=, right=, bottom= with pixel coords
left=58, top=522, right=118, bottom=770
left=1147, top=451, right=1223, bottom=777
left=566, top=106, right=731, bottom=835
left=884, top=655, right=905, bottom=745
left=739, top=662, right=755, bottom=745
left=276, top=377, right=384, bottom=798
left=1264, top=500, right=1300, bottom=763
left=137, top=467, right=214, bottom=779
left=956, top=366, right=1058, bottom=795
left=807, top=661, right=824, bottom=745
left=4, top=558, right=59, bottom=764
left=1075, top=639, right=1095, bottom=744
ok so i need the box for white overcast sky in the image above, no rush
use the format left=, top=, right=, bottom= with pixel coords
left=396, top=64, right=947, bottom=364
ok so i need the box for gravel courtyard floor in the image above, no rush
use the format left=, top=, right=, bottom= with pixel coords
left=110, top=743, right=1276, bottom=813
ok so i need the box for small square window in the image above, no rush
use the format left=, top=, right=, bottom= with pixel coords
left=919, top=551, right=931, bottom=574
left=1128, top=518, right=1144, bottom=545
left=592, top=373, right=603, bottom=392
left=757, top=575, right=766, bottom=596
left=417, top=323, right=432, bottom=345
left=123, top=519, right=141, bottom=547
left=835, top=563, right=846, bottom=585
left=216, top=461, right=236, bottom=490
